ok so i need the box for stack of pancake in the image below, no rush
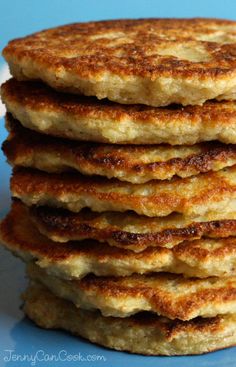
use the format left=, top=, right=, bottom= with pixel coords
left=1, top=18, right=236, bottom=355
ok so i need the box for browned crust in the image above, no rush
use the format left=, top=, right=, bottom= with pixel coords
left=24, top=283, right=232, bottom=343
left=28, top=262, right=236, bottom=320
left=2, top=201, right=236, bottom=279
left=0, top=201, right=79, bottom=261
left=0, top=200, right=143, bottom=261
left=24, top=283, right=236, bottom=355
left=125, top=313, right=233, bottom=346
left=3, top=114, right=236, bottom=182
left=10, top=166, right=236, bottom=217
left=2, top=79, right=236, bottom=128
left=32, top=205, right=236, bottom=251
left=3, top=18, right=236, bottom=79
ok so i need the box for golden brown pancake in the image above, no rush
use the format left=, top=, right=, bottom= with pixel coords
left=3, top=114, right=236, bottom=183
left=2, top=79, right=236, bottom=145
left=2, top=201, right=236, bottom=278
left=3, top=19, right=236, bottom=106
left=11, top=167, right=236, bottom=218
left=31, top=205, right=236, bottom=252
left=23, top=283, right=236, bottom=355
left=27, top=262, right=236, bottom=320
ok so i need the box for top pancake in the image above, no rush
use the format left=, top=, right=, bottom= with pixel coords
left=3, top=18, right=236, bottom=106
left=2, top=80, right=236, bottom=145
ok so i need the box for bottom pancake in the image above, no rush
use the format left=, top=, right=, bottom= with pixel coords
left=23, top=282, right=236, bottom=356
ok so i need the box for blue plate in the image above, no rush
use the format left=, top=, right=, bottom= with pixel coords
left=0, top=116, right=236, bottom=367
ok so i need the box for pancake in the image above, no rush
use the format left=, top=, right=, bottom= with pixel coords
left=27, top=262, right=236, bottom=320
left=31, top=205, right=236, bottom=252
left=2, top=79, right=236, bottom=145
left=11, top=167, right=236, bottom=218
left=2, top=201, right=236, bottom=278
left=3, top=115, right=236, bottom=183
left=23, top=283, right=236, bottom=355
left=3, top=19, right=236, bottom=107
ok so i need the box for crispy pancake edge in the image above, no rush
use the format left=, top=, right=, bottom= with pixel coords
left=27, top=262, right=236, bottom=320
left=3, top=19, right=236, bottom=106
left=10, top=166, right=236, bottom=218
left=23, top=283, right=236, bottom=355
left=2, top=79, right=236, bottom=144
left=1, top=200, right=236, bottom=278
left=3, top=113, right=236, bottom=183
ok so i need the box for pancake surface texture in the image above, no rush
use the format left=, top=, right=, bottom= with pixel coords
left=3, top=17, right=236, bottom=358
left=2, top=201, right=236, bottom=278
left=3, top=19, right=236, bottom=107
left=27, top=262, right=236, bottom=320
left=11, top=167, right=236, bottom=218
left=23, top=283, right=236, bottom=355
left=2, top=79, right=236, bottom=145
left=31, top=205, right=236, bottom=252
left=4, top=114, right=236, bottom=183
